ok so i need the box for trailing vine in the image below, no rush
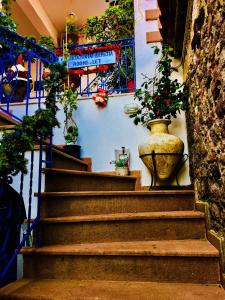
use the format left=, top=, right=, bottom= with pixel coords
left=0, top=0, right=16, bottom=31
left=0, top=2, right=69, bottom=179
left=0, top=62, right=67, bottom=179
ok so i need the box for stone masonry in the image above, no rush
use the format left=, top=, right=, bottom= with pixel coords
left=186, top=0, right=225, bottom=235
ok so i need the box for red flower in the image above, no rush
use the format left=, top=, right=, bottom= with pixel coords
left=165, top=99, right=171, bottom=106
left=153, top=95, right=158, bottom=102
left=156, top=110, right=160, bottom=116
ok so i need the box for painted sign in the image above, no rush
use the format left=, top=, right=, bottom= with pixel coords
left=59, top=51, right=116, bottom=69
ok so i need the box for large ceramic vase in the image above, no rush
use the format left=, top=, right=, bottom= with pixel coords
left=138, top=119, right=184, bottom=181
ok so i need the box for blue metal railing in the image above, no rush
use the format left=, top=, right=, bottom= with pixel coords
left=0, top=36, right=135, bottom=121
left=0, top=27, right=55, bottom=287
left=55, top=38, right=136, bottom=96
left=0, top=25, right=57, bottom=120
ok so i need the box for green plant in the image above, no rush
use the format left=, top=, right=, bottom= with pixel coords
left=66, top=22, right=79, bottom=34
left=2, top=0, right=13, bottom=16
left=59, top=86, right=79, bottom=144
left=0, top=11, right=16, bottom=31
left=111, top=158, right=128, bottom=168
left=26, top=35, right=37, bottom=43
left=107, top=48, right=134, bottom=90
left=0, top=0, right=16, bottom=33
left=38, top=35, right=54, bottom=50
left=130, top=44, right=188, bottom=126
left=83, top=0, right=134, bottom=41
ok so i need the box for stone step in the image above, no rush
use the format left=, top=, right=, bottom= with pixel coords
left=40, top=190, right=195, bottom=218
left=47, top=147, right=89, bottom=171
left=0, top=111, right=19, bottom=126
left=44, top=168, right=137, bottom=192
left=22, top=240, right=220, bottom=284
left=1, top=279, right=225, bottom=300
left=38, top=211, right=206, bottom=245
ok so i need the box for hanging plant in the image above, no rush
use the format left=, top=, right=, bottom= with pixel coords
left=59, top=86, right=79, bottom=144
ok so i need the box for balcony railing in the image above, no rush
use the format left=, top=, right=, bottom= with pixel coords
left=55, top=37, right=136, bottom=96
left=0, top=37, right=135, bottom=116
left=0, top=25, right=58, bottom=119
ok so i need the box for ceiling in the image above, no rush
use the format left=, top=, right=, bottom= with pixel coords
left=39, top=0, right=108, bottom=31
left=12, top=0, right=108, bottom=41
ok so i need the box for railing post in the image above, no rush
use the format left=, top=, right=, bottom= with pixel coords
left=35, top=136, right=44, bottom=248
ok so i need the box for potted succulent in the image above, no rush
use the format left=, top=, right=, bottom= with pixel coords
left=110, top=146, right=129, bottom=176
left=111, top=158, right=129, bottom=176
left=129, top=44, right=188, bottom=182
left=59, top=86, right=80, bottom=158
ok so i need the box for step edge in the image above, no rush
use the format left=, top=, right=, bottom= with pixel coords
left=21, top=243, right=219, bottom=257
left=37, top=190, right=195, bottom=197
left=51, top=148, right=89, bottom=167
left=43, top=168, right=137, bottom=180
left=39, top=211, right=205, bottom=223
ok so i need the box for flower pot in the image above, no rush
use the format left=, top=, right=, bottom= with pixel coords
left=138, top=119, right=184, bottom=181
left=64, top=144, right=81, bottom=159
left=116, top=167, right=129, bottom=176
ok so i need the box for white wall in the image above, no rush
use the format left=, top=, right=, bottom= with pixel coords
left=134, top=0, right=160, bottom=86
left=53, top=92, right=190, bottom=186
left=11, top=150, right=46, bottom=219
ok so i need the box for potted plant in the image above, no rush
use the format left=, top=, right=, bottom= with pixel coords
left=111, top=158, right=129, bottom=176
left=129, top=44, right=188, bottom=182
left=110, top=146, right=129, bottom=176
left=59, top=86, right=80, bottom=158
left=38, top=35, right=54, bottom=50
left=66, top=22, right=79, bottom=45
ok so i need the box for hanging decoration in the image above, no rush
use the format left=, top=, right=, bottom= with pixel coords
left=92, top=88, right=109, bottom=107
left=69, top=65, right=110, bottom=76
left=54, top=44, right=121, bottom=60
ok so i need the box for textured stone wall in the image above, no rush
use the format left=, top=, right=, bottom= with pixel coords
left=186, top=0, right=225, bottom=235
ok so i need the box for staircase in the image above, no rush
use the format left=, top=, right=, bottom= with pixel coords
left=0, top=145, right=225, bottom=299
